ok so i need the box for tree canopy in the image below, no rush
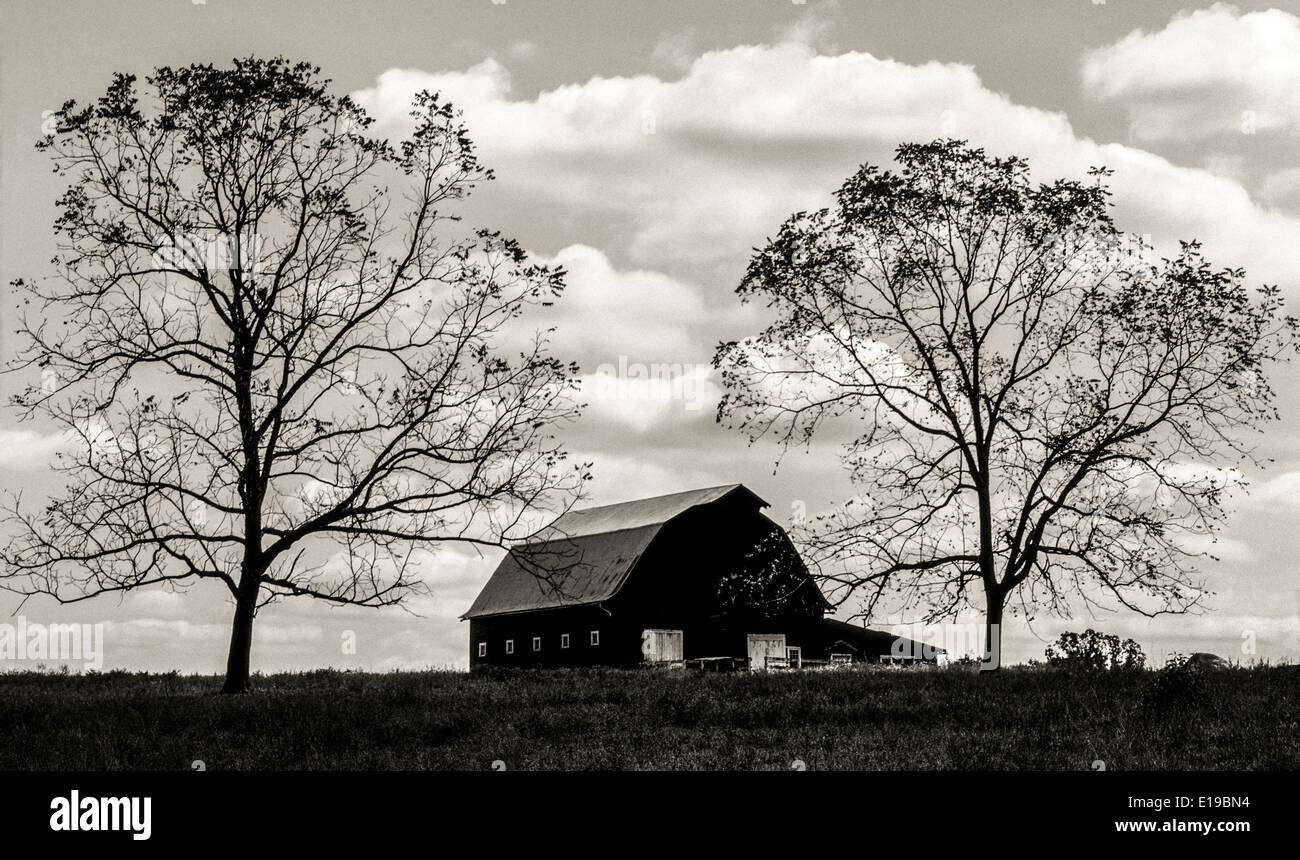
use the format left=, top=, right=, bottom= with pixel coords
left=3, top=58, right=587, bottom=691
left=716, top=140, right=1296, bottom=663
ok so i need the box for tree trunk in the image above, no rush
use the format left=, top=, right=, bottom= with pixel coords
left=221, top=571, right=260, bottom=694
left=982, top=588, right=1004, bottom=672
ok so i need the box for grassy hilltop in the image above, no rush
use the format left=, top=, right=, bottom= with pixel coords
left=0, top=664, right=1296, bottom=770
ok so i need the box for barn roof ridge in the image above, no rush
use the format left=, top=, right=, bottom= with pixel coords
left=526, top=483, right=768, bottom=543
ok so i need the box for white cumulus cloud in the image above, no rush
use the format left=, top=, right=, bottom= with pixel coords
left=1082, top=3, right=1300, bottom=141
left=354, top=38, right=1300, bottom=290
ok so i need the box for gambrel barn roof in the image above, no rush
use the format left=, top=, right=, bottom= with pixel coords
left=462, top=484, right=771, bottom=619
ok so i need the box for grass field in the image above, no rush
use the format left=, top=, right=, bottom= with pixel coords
left=0, top=663, right=1296, bottom=770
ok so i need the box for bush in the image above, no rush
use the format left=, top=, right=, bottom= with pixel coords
left=1044, top=629, right=1146, bottom=671
left=1145, top=652, right=1211, bottom=708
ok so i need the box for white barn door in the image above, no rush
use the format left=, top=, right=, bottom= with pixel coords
left=747, top=633, right=787, bottom=670
left=641, top=628, right=684, bottom=662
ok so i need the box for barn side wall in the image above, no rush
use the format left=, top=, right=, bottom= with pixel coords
left=468, top=605, right=643, bottom=668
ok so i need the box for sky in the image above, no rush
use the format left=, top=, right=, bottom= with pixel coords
left=2, top=0, right=1299, bottom=673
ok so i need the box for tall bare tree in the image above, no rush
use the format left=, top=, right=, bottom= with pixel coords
left=715, top=140, right=1296, bottom=665
left=3, top=58, right=587, bottom=692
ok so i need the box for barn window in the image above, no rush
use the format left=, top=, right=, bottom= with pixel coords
left=561, top=633, right=570, bottom=649
left=505, top=639, right=514, bottom=654
left=590, top=630, right=600, bottom=646
left=532, top=636, right=541, bottom=652
left=477, top=642, right=487, bottom=658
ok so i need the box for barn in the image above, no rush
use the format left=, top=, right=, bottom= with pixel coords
left=462, top=484, right=937, bottom=669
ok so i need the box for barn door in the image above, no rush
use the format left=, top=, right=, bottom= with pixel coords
left=641, top=628, right=684, bottom=663
left=747, top=633, right=787, bottom=670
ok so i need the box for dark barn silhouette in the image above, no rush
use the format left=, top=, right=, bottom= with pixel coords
left=463, top=485, right=937, bottom=669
